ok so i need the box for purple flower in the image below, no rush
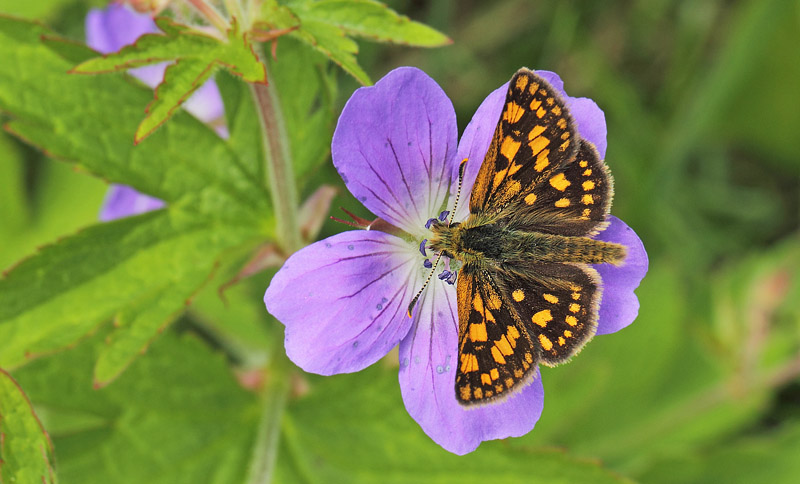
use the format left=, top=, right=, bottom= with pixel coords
left=264, top=67, right=648, bottom=454
left=86, top=3, right=226, bottom=221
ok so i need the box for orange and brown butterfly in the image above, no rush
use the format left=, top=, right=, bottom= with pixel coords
left=420, top=68, right=627, bottom=405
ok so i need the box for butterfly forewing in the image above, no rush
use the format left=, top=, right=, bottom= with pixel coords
left=504, top=139, right=614, bottom=237
left=469, top=69, right=579, bottom=215
left=496, top=262, right=601, bottom=365
left=456, top=270, right=538, bottom=404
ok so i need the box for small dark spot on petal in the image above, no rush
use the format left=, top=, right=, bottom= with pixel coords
left=353, top=341, right=359, bottom=348
left=347, top=244, right=354, bottom=250
left=325, top=242, right=332, bottom=248
left=376, top=303, right=383, bottom=310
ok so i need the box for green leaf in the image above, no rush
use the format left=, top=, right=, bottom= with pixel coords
left=0, top=369, right=57, bottom=484
left=261, top=0, right=450, bottom=84
left=12, top=330, right=260, bottom=484
left=0, top=17, right=270, bottom=225
left=290, top=18, right=371, bottom=85
left=267, top=36, right=338, bottom=181
left=279, top=365, right=633, bottom=483
left=639, top=422, right=800, bottom=484
left=92, top=262, right=213, bottom=387
left=72, top=17, right=267, bottom=142
left=0, top=209, right=255, bottom=370
left=301, top=0, right=451, bottom=46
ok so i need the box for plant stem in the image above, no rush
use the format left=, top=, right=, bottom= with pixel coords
left=245, top=356, right=291, bottom=484
left=250, top=63, right=302, bottom=253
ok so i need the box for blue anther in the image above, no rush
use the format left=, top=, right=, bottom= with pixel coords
left=419, top=239, right=427, bottom=256
left=425, top=218, right=437, bottom=229
left=423, top=259, right=433, bottom=268
left=438, top=210, right=450, bottom=221
left=446, top=271, right=457, bottom=285
left=438, top=270, right=452, bottom=281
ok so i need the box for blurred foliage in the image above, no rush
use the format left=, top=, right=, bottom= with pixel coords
left=1, top=0, right=799, bottom=482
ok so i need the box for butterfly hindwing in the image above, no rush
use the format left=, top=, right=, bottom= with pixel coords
left=496, top=262, right=601, bottom=366
left=504, top=139, right=614, bottom=237
left=455, top=269, right=538, bottom=404
left=469, top=69, right=579, bottom=215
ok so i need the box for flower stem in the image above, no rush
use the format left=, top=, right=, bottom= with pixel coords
left=245, top=355, right=291, bottom=484
left=250, top=62, right=302, bottom=253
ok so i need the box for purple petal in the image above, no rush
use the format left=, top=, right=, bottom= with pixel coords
left=455, top=71, right=609, bottom=223
left=398, top=281, right=545, bottom=455
left=85, top=4, right=157, bottom=54
left=332, top=67, right=458, bottom=235
left=99, top=185, right=165, bottom=221
left=265, top=231, right=424, bottom=375
left=593, top=216, right=648, bottom=335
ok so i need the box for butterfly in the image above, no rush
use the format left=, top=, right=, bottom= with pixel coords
left=421, top=68, right=627, bottom=405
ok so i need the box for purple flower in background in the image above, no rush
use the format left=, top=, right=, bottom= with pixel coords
left=265, top=67, right=648, bottom=454
left=86, top=3, right=226, bottom=221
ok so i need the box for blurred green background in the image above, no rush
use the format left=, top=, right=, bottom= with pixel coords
left=1, top=0, right=799, bottom=482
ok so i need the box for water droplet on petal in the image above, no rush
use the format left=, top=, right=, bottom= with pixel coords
left=352, top=341, right=359, bottom=348
left=414, top=356, right=420, bottom=364
left=381, top=297, right=388, bottom=303
left=325, top=242, right=332, bottom=248
left=376, top=303, right=383, bottom=310
left=445, top=365, right=451, bottom=372
left=402, top=358, right=409, bottom=367
left=347, top=244, right=354, bottom=250
left=436, top=365, right=444, bottom=374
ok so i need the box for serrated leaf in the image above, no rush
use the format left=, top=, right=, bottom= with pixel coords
left=72, top=17, right=266, bottom=142
left=0, top=209, right=255, bottom=370
left=12, top=330, right=260, bottom=484
left=279, top=365, right=633, bottom=483
left=92, top=262, right=213, bottom=387
left=0, top=369, right=57, bottom=484
left=0, top=17, right=270, bottom=225
left=264, top=0, right=449, bottom=84
left=290, top=18, right=371, bottom=84
left=301, top=0, right=451, bottom=46
left=135, top=58, right=217, bottom=141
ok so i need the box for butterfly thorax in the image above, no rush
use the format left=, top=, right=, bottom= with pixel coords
left=428, top=216, right=626, bottom=273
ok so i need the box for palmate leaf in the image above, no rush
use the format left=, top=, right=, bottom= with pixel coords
left=258, top=0, right=450, bottom=85
left=0, top=17, right=270, bottom=225
left=12, top=330, right=260, bottom=484
left=72, top=17, right=267, bottom=142
left=0, top=209, right=257, bottom=372
left=279, top=365, right=633, bottom=483
left=0, top=370, right=56, bottom=484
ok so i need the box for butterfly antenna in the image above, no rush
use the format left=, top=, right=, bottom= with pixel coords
left=448, top=158, right=468, bottom=225
left=407, top=250, right=445, bottom=317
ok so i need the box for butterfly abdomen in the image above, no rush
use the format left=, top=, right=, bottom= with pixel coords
left=447, top=222, right=625, bottom=266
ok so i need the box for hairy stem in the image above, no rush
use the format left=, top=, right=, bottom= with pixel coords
left=250, top=62, right=302, bottom=253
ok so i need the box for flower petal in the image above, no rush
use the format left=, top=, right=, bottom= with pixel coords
left=99, top=185, right=165, bottom=221
left=398, top=280, right=545, bottom=455
left=265, top=231, right=423, bottom=375
left=593, top=216, right=648, bottom=335
left=332, top=67, right=458, bottom=235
